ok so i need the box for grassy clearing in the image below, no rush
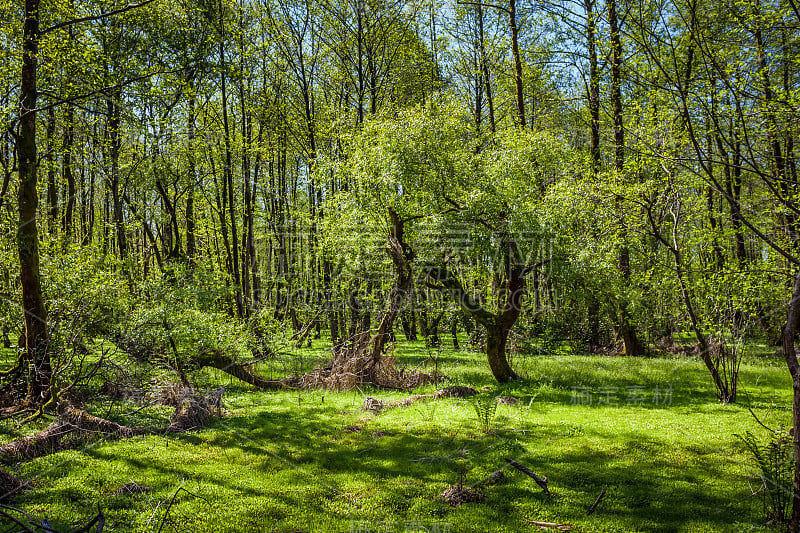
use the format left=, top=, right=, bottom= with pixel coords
left=0, top=339, right=793, bottom=532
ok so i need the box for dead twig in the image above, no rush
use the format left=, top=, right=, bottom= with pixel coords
left=586, top=486, right=607, bottom=515
left=157, top=485, right=209, bottom=533
left=504, top=458, right=549, bottom=495
left=521, top=517, right=571, bottom=531
left=747, top=406, right=777, bottom=434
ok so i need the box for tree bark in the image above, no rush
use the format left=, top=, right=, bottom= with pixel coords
left=18, top=0, right=52, bottom=404
left=369, top=209, right=414, bottom=361
left=62, top=102, right=75, bottom=242
left=509, top=0, right=525, bottom=128
left=781, top=268, right=800, bottom=531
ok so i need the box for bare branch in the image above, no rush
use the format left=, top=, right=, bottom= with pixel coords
left=40, top=0, right=159, bottom=35
left=457, top=1, right=511, bottom=15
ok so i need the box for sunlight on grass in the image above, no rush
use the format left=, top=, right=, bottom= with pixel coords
left=0, top=339, right=793, bottom=532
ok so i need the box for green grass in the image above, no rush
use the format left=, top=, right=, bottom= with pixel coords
left=0, top=338, right=794, bottom=532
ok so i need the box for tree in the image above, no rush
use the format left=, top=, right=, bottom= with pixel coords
left=17, top=0, right=51, bottom=403
left=333, top=104, right=567, bottom=382
left=12, top=0, right=161, bottom=405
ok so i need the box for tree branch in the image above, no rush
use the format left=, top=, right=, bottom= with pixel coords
left=457, top=0, right=511, bottom=15
left=40, top=0, right=159, bottom=35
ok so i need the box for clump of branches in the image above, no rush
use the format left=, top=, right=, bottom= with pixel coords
left=707, top=334, right=742, bottom=404
left=286, top=329, right=442, bottom=391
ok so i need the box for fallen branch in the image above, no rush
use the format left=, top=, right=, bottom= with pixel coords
left=0, top=504, right=104, bottom=533
left=586, top=486, right=607, bottom=515
left=0, top=403, right=148, bottom=464
left=195, top=350, right=284, bottom=390
left=504, top=458, right=549, bottom=495
left=747, top=407, right=777, bottom=434
left=157, top=485, right=209, bottom=533
left=362, top=386, right=477, bottom=413
left=0, top=388, right=224, bottom=464
left=521, top=518, right=571, bottom=531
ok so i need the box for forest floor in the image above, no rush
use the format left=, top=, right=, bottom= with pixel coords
left=0, top=337, right=793, bottom=533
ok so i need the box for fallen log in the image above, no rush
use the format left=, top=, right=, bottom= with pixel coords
left=195, top=350, right=284, bottom=390
left=0, top=403, right=148, bottom=464
left=504, top=458, right=549, bottom=495
left=0, top=388, right=223, bottom=465
left=362, top=386, right=478, bottom=413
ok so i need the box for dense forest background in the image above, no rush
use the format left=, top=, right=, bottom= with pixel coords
left=2, top=0, right=797, bottom=380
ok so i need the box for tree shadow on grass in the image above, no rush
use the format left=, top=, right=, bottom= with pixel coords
left=5, top=395, right=771, bottom=533
left=205, top=406, right=766, bottom=531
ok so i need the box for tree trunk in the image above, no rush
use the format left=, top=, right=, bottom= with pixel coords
left=107, top=90, right=127, bottom=261
left=424, top=263, right=519, bottom=383
left=62, top=102, right=75, bottom=242
left=509, top=0, right=524, bottom=127
left=45, top=106, right=58, bottom=231
left=781, top=268, right=800, bottom=531
left=186, top=89, right=197, bottom=261
left=609, top=0, right=641, bottom=357
left=219, top=0, right=244, bottom=317
left=195, top=351, right=283, bottom=390
left=585, top=0, right=600, bottom=171
left=18, top=0, right=52, bottom=403
left=369, top=209, right=414, bottom=361
left=486, top=323, right=516, bottom=382
left=324, top=259, right=340, bottom=347
left=477, top=3, right=495, bottom=133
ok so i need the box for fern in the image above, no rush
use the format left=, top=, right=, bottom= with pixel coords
left=737, top=428, right=793, bottom=526
left=471, top=396, right=498, bottom=433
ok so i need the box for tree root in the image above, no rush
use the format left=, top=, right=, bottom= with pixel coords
left=165, top=389, right=223, bottom=433
left=441, top=482, right=486, bottom=507
left=285, top=337, right=444, bottom=392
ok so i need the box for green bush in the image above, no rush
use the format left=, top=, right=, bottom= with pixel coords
left=42, top=246, right=129, bottom=338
